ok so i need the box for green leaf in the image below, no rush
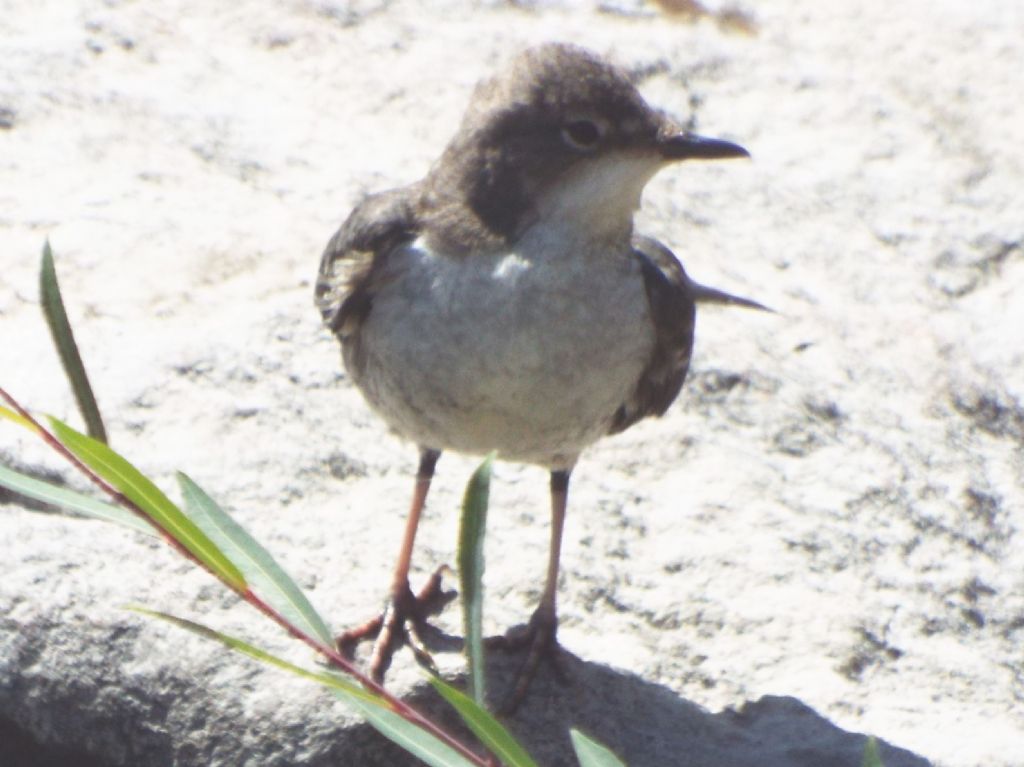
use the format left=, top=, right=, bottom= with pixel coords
left=862, top=737, right=885, bottom=767
left=40, top=241, right=107, bottom=443
left=458, top=453, right=492, bottom=705
left=177, top=472, right=334, bottom=647
left=0, top=463, right=157, bottom=536
left=0, top=404, right=40, bottom=433
left=338, top=692, right=481, bottom=767
left=48, top=417, right=246, bottom=591
left=132, top=608, right=484, bottom=767
left=128, top=606, right=377, bottom=704
left=570, top=730, right=628, bottom=767
left=431, top=675, right=540, bottom=767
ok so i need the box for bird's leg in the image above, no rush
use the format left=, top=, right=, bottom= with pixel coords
left=489, top=468, right=572, bottom=712
left=336, top=448, right=456, bottom=681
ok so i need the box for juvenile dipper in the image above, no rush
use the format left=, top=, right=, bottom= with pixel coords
left=316, top=42, right=766, bottom=707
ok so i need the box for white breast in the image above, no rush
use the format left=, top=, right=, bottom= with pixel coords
left=352, top=233, right=654, bottom=469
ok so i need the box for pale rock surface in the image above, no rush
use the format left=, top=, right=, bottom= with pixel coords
left=1, top=1, right=1021, bottom=766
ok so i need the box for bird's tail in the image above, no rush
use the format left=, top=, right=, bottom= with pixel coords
left=688, top=280, right=774, bottom=313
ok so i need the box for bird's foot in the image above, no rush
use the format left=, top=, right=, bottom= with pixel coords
left=336, top=565, right=457, bottom=681
left=486, top=606, right=567, bottom=713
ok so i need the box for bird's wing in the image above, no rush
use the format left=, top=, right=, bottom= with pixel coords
left=315, top=185, right=421, bottom=339
left=609, top=235, right=770, bottom=435
left=608, top=236, right=698, bottom=435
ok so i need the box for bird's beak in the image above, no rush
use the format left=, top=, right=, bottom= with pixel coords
left=658, top=132, right=750, bottom=162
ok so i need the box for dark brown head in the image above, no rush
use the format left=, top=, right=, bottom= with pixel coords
left=421, top=43, right=747, bottom=253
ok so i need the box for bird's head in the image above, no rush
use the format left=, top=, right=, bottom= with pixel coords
left=424, top=43, right=748, bottom=250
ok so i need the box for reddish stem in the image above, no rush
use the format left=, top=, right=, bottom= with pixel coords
left=243, top=588, right=486, bottom=763
left=1, top=387, right=121, bottom=498
left=0, top=387, right=220, bottom=569
left=1, top=386, right=492, bottom=767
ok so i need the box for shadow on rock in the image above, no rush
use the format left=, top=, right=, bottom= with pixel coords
left=362, top=650, right=933, bottom=767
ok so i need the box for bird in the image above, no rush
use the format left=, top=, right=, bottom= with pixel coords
left=315, top=42, right=767, bottom=708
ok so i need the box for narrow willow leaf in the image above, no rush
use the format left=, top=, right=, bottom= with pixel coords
left=0, top=405, right=40, bottom=432
left=570, top=730, right=628, bottom=767
left=430, top=675, right=540, bottom=767
left=338, top=693, right=481, bottom=767
left=48, top=417, right=246, bottom=591
left=458, top=454, right=492, bottom=705
left=39, top=241, right=107, bottom=443
left=0, top=463, right=157, bottom=536
left=128, top=607, right=377, bottom=704
left=177, top=472, right=334, bottom=647
left=134, top=608, right=483, bottom=767
left=861, top=737, right=885, bottom=767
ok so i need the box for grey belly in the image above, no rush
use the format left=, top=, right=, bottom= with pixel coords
left=349, top=247, right=654, bottom=469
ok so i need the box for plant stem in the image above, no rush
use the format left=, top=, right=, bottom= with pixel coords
left=1, top=386, right=119, bottom=499
left=244, top=589, right=487, bottom=765
left=0, top=385, right=492, bottom=767
left=0, top=386, right=212, bottom=571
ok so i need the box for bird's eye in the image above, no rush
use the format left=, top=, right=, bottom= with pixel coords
left=562, top=119, right=602, bottom=150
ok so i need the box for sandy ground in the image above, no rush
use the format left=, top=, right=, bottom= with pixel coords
left=1, top=1, right=1022, bottom=765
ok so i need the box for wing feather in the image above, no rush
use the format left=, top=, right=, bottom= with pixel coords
left=608, top=235, right=697, bottom=434
left=610, top=235, right=769, bottom=434
left=315, top=186, right=420, bottom=338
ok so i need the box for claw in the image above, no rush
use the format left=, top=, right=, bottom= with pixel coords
left=336, top=565, right=457, bottom=681
left=488, top=607, right=568, bottom=713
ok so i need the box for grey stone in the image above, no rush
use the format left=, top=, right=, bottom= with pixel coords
left=2, top=0, right=1021, bottom=765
